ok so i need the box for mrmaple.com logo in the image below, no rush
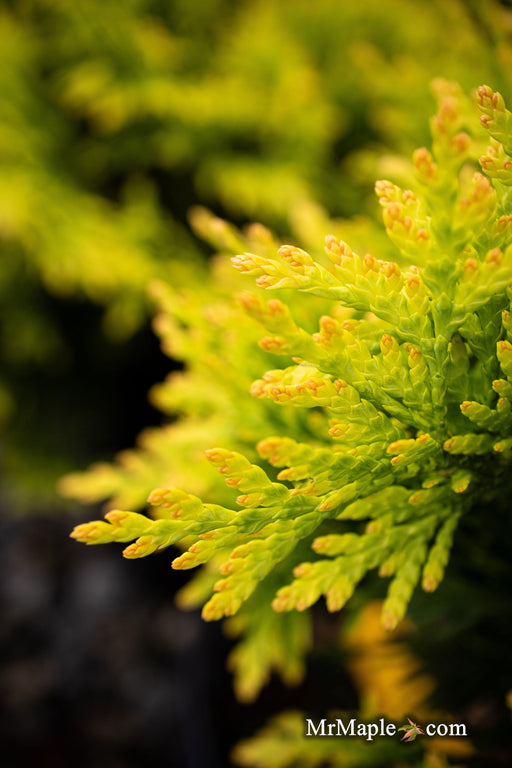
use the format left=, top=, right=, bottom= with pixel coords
left=305, top=716, right=468, bottom=743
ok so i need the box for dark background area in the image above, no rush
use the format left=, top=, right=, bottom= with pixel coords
left=0, top=515, right=361, bottom=767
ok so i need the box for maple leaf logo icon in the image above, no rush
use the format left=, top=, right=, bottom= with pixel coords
left=398, top=718, right=425, bottom=742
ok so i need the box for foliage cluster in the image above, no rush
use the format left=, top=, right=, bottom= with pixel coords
left=69, top=83, right=512, bottom=765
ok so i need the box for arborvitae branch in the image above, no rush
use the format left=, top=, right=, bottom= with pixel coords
left=71, top=84, right=512, bottom=645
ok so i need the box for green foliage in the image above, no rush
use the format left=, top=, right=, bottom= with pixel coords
left=2, top=0, right=512, bottom=335
left=3, top=0, right=512, bottom=507
left=1, top=3, right=509, bottom=762
left=70, top=85, right=512, bottom=717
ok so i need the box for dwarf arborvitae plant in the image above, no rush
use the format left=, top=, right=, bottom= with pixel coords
left=71, top=84, right=512, bottom=686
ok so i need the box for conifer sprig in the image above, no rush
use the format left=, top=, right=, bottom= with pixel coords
left=71, top=84, right=512, bottom=635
